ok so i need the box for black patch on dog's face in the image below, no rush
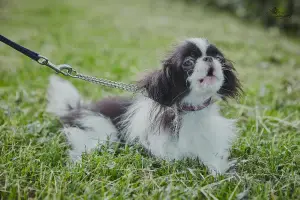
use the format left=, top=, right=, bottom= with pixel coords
left=206, top=44, right=224, bottom=57
left=137, top=41, right=202, bottom=106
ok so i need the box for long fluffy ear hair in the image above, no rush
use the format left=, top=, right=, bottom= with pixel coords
left=137, top=51, right=188, bottom=106
left=218, top=59, right=242, bottom=100
left=136, top=66, right=174, bottom=106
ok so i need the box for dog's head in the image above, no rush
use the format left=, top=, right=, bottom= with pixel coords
left=138, top=38, right=242, bottom=108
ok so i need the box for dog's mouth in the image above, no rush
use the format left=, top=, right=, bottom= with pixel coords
left=199, top=66, right=217, bottom=85
left=199, top=76, right=217, bottom=85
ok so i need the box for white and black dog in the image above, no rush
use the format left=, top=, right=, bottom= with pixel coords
left=47, top=38, right=242, bottom=175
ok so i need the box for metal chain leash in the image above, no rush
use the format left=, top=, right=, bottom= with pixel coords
left=75, top=73, right=139, bottom=93
left=37, top=55, right=139, bottom=93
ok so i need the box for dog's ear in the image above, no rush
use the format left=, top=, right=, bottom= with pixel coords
left=218, top=59, right=242, bottom=100
left=137, top=67, right=174, bottom=106
left=137, top=43, right=190, bottom=106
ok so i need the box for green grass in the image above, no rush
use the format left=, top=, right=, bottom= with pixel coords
left=1, top=0, right=300, bottom=199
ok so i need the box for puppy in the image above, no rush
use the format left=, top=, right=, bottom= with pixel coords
left=47, top=38, right=242, bottom=175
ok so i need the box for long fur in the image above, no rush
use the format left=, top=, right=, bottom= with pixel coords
left=46, top=38, right=242, bottom=175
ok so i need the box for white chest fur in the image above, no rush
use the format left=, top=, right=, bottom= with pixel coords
left=123, top=96, right=237, bottom=175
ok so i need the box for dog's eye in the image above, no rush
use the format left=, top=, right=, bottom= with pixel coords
left=182, top=58, right=195, bottom=69
left=216, top=55, right=225, bottom=63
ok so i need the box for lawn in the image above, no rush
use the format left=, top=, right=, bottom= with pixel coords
left=1, top=0, right=300, bottom=199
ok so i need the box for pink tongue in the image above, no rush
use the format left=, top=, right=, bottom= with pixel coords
left=203, top=76, right=215, bottom=84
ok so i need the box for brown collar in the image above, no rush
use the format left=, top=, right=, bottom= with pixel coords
left=180, top=97, right=212, bottom=112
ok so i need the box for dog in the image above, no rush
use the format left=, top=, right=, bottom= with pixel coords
left=47, top=38, right=242, bottom=175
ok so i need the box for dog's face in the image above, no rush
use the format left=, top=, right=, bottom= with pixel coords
left=138, top=38, right=241, bottom=107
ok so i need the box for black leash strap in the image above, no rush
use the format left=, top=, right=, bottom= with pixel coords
left=0, top=35, right=40, bottom=62
left=0, top=34, right=68, bottom=74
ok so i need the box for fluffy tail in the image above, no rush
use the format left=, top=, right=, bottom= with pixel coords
left=46, top=75, right=119, bottom=161
left=47, top=75, right=82, bottom=117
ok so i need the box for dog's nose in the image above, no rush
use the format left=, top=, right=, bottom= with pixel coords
left=203, top=56, right=213, bottom=62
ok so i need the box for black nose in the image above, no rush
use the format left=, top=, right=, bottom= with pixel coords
left=203, top=56, right=213, bottom=62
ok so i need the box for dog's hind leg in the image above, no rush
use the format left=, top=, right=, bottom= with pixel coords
left=62, top=113, right=118, bottom=161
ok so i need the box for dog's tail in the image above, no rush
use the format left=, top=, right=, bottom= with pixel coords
left=47, top=75, right=82, bottom=117
left=46, top=75, right=119, bottom=161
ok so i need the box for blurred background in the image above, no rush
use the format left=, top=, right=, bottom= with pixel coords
left=184, top=0, right=300, bottom=36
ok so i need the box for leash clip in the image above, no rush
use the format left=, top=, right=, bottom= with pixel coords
left=58, top=64, right=77, bottom=77
left=37, top=55, right=77, bottom=77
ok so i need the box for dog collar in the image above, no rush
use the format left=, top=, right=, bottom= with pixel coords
left=180, top=97, right=212, bottom=112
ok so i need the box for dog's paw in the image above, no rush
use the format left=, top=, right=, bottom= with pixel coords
left=206, top=158, right=234, bottom=177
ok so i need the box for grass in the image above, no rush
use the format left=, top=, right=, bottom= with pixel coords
left=0, top=0, right=300, bottom=199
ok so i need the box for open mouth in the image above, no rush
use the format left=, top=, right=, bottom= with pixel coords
left=207, top=66, right=214, bottom=76
left=199, top=66, right=217, bottom=84
left=199, top=76, right=217, bottom=84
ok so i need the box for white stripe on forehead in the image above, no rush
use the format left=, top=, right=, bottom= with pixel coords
left=186, top=38, right=210, bottom=56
